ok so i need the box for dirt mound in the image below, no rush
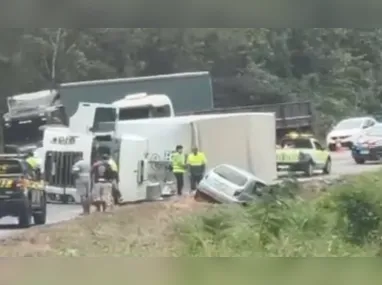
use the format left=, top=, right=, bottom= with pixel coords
left=0, top=196, right=209, bottom=257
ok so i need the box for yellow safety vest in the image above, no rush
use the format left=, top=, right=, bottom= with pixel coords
left=187, top=152, right=207, bottom=166
left=108, top=158, right=118, bottom=172
left=26, top=157, right=39, bottom=169
left=171, top=152, right=186, bottom=173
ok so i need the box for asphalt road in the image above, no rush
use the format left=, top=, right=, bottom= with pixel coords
left=0, top=150, right=380, bottom=238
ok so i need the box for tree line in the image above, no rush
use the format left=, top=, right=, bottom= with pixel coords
left=1, top=28, right=382, bottom=130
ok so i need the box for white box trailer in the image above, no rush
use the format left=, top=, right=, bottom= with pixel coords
left=116, top=112, right=277, bottom=183
left=41, top=111, right=276, bottom=204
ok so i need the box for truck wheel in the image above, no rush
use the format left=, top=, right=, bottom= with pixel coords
left=33, top=194, right=47, bottom=225
left=354, top=158, right=365, bottom=164
left=323, top=158, right=332, bottom=174
left=304, top=161, right=314, bottom=177
left=18, top=201, right=32, bottom=228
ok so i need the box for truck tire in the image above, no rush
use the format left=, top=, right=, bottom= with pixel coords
left=18, top=200, right=32, bottom=228
left=33, top=194, right=47, bottom=225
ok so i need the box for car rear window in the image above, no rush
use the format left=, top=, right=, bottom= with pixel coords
left=281, top=139, right=312, bottom=148
left=213, top=165, right=248, bottom=187
left=0, top=159, right=23, bottom=175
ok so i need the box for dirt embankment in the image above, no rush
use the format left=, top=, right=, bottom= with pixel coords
left=0, top=177, right=340, bottom=257
left=0, top=196, right=210, bottom=257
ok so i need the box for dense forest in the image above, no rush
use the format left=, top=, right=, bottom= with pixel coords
left=1, top=28, right=382, bottom=131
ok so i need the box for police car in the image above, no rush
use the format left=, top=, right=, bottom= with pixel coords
left=0, top=154, right=47, bottom=228
left=276, top=132, right=331, bottom=177
left=195, top=164, right=267, bottom=204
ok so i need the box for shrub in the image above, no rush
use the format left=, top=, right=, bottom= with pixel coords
left=174, top=171, right=382, bottom=257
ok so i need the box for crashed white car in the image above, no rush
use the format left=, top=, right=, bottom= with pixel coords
left=195, top=164, right=267, bottom=204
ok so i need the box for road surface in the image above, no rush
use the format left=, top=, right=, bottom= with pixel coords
left=0, top=150, right=380, bottom=238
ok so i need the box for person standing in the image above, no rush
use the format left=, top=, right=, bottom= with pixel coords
left=91, top=153, right=114, bottom=212
left=26, top=151, right=42, bottom=180
left=108, top=156, right=121, bottom=205
left=171, top=145, right=186, bottom=196
left=71, top=153, right=91, bottom=215
left=187, top=146, right=207, bottom=191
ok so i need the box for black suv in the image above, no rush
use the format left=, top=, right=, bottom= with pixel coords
left=0, top=154, right=46, bottom=228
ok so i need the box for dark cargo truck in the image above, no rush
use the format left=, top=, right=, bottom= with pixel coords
left=183, top=100, right=314, bottom=142
left=59, top=72, right=214, bottom=118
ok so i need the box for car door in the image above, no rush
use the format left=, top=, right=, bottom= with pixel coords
left=313, top=141, right=326, bottom=165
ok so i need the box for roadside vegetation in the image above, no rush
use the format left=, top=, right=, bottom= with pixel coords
left=175, top=171, right=382, bottom=257
left=2, top=171, right=382, bottom=257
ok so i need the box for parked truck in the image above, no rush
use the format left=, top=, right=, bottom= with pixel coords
left=1, top=71, right=314, bottom=151
left=0, top=72, right=213, bottom=153
left=184, top=100, right=314, bottom=142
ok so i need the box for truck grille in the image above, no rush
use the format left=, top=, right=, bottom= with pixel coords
left=44, top=151, right=82, bottom=188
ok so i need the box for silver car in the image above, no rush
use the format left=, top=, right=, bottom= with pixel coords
left=196, top=164, right=268, bottom=204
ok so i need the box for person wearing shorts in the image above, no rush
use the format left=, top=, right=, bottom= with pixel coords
left=72, top=154, right=91, bottom=215
left=91, top=154, right=114, bottom=212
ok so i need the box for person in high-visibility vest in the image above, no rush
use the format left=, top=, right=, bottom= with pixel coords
left=26, top=151, right=41, bottom=179
left=187, top=146, right=207, bottom=191
left=171, top=145, right=186, bottom=196
left=26, top=152, right=39, bottom=169
left=108, top=157, right=121, bottom=205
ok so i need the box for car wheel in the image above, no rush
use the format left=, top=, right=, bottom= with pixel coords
left=354, top=157, right=365, bottom=164
left=323, top=158, right=332, bottom=174
left=328, top=144, right=336, bottom=152
left=304, top=161, right=314, bottom=177
left=33, top=194, right=47, bottom=225
left=18, top=200, right=32, bottom=228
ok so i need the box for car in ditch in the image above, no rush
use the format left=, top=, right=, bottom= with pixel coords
left=0, top=154, right=47, bottom=228
left=276, top=132, right=331, bottom=177
left=195, top=164, right=268, bottom=204
left=351, top=123, right=382, bottom=164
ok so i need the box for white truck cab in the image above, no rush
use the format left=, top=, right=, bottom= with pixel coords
left=42, top=127, right=165, bottom=204
left=113, top=93, right=174, bottom=121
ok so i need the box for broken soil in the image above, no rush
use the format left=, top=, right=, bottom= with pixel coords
left=0, top=196, right=211, bottom=257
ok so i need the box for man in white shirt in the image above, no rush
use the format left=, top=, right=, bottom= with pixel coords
left=72, top=153, right=91, bottom=215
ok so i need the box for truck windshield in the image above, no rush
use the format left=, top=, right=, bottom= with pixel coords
left=3, top=118, right=44, bottom=145
left=118, top=105, right=171, bottom=120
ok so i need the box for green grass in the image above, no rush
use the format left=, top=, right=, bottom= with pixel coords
left=174, top=170, right=382, bottom=257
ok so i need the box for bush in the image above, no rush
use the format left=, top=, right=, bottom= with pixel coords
left=174, top=171, right=382, bottom=257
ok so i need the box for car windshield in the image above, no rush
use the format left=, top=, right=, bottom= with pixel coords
left=3, top=118, right=45, bottom=145
left=280, top=139, right=312, bottom=149
left=365, top=125, right=382, bottom=136
left=334, top=119, right=363, bottom=130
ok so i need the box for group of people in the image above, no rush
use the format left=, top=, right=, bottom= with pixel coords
left=72, top=152, right=119, bottom=215
left=171, top=145, right=207, bottom=196
left=25, top=145, right=207, bottom=215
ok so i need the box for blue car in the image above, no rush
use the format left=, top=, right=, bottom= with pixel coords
left=351, top=124, right=382, bottom=164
